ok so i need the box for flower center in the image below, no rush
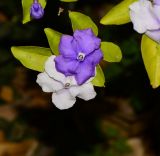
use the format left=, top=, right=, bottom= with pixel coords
left=77, top=52, right=85, bottom=61
left=64, top=83, right=70, bottom=88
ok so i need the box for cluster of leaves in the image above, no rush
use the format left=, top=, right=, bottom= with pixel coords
left=12, top=11, right=122, bottom=87
left=100, top=0, right=160, bottom=88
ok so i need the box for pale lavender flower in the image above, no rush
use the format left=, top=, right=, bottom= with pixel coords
left=55, top=28, right=103, bottom=85
left=129, top=0, right=160, bottom=42
left=30, top=0, right=44, bottom=19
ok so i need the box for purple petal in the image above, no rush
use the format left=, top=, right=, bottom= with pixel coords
left=55, top=56, right=79, bottom=76
left=59, top=35, right=77, bottom=59
left=30, top=2, right=44, bottom=19
left=153, top=0, right=160, bottom=5
left=84, top=28, right=94, bottom=36
left=86, top=48, right=103, bottom=66
left=73, top=29, right=101, bottom=55
left=146, top=29, right=160, bottom=43
left=75, top=61, right=95, bottom=85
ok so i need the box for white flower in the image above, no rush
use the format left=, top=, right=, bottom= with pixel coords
left=129, top=0, right=160, bottom=34
left=36, top=56, right=96, bottom=110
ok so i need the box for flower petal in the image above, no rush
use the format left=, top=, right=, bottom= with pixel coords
left=75, top=61, right=95, bottom=85
left=69, top=82, right=96, bottom=101
left=45, top=55, right=66, bottom=83
left=153, top=0, right=160, bottom=5
left=55, top=55, right=79, bottom=76
left=36, top=72, right=63, bottom=92
left=86, top=48, right=103, bottom=66
left=129, top=0, right=160, bottom=33
left=146, top=29, right=160, bottom=43
left=59, top=35, right=77, bottom=59
left=73, top=29, right=101, bottom=55
left=45, top=55, right=77, bottom=86
left=52, top=90, right=76, bottom=110
left=30, top=2, right=44, bottom=19
left=153, top=5, right=160, bottom=22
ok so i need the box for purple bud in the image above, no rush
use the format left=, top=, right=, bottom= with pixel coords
left=30, top=0, right=44, bottom=19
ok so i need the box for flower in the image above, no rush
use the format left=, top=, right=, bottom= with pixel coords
left=129, top=0, right=160, bottom=42
left=55, top=28, right=103, bottom=85
left=36, top=55, right=96, bottom=110
left=30, top=0, right=44, bottom=19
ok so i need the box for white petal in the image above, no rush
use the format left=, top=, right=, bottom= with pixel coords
left=129, top=0, right=160, bottom=33
left=52, top=90, right=76, bottom=110
left=69, top=82, right=96, bottom=101
left=65, top=76, right=77, bottom=86
left=45, top=55, right=66, bottom=83
left=146, top=29, right=160, bottom=43
left=45, top=55, right=77, bottom=86
left=36, top=72, right=63, bottom=92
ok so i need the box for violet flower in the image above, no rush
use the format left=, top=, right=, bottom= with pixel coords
left=36, top=56, right=96, bottom=110
left=55, top=28, right=103, bottom=85
left=129, top=0, right=160, bottom=42
left=30, top=0, right=44, bottom=19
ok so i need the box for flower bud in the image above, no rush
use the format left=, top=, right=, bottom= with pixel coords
left=30, top=0, right=44, bottom=19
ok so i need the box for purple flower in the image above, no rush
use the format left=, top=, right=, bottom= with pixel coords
left=30, top=0, right=44, bottom=19
left=55, top=28, right=103, bottom=85
left=129, top=0, right=160, bottom=42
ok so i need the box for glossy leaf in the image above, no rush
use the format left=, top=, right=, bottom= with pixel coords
left=60, top=0, right=78, bottom=2
left=44, top=28, right=62, bottom=56
left=22, top=0, right=46, bottom=24
left=11, top=46, right=52, bottom=72
left=69, top=11, right=98, bottom=36
left=141, top=35, right=160, bottom=88
left=92, top=65, right=105, bottom=87
left=101, top=42, right=122, bottom=62
left=100, top=0, right=137, bottom=25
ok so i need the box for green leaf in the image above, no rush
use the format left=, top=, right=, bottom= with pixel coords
left=92, top=65, right=105, bottom=87
left=141, top=35, right=160, bottom=88
left=101, top=42, right=122, bottom=62
left=69, top=11, right=98, bottom=36
left=44, top=28, right=62, bottom=56
left=100, top=0, right=137, bottom=25
left=22, top=0, right=46, bottom=24
left=11, top=46, right=52, bottom=72
left=60, top=0, right=78, bottom=2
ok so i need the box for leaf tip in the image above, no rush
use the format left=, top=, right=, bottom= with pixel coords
left=44, top=28, right=49, bottom=34
left=100, top=17, right=107, bottom=25
left=11, top=46, right=17, bottom=55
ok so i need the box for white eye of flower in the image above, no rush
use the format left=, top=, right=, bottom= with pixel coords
left=64, top=83, right=70, bottom=88
left=77, top=52, right=85, bottom=61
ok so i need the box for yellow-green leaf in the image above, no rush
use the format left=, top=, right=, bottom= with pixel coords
left=92, top=65, right=105, bottom=87
left=141, top=35, right=160, bottom=88
left=69, top=11, right=98, bottom=36
left=11, top=46, right=52, bottom=72
left=60, top=0, right=78, bottom=2
left=44, top=28, right=62, bottom=56
left=101, top=42, right=122, bottom=62
left=22, top=0, right=46, bottom=24
left=100, top=0, right=137, bottom=25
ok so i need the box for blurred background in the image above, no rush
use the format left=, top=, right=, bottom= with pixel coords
left=0, top=0, right=160, bottom=155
